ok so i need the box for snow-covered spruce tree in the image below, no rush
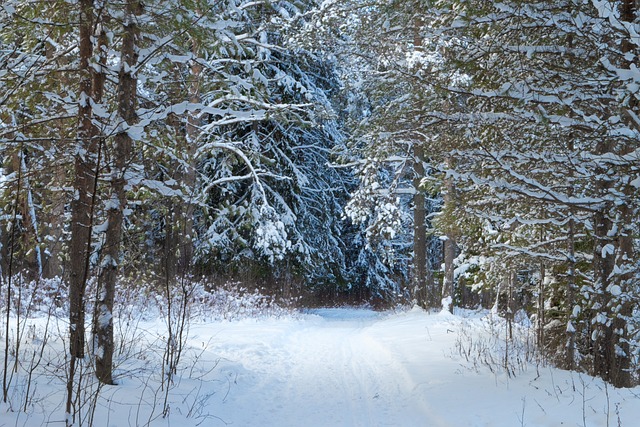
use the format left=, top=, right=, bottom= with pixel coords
left=193, top=2, right=354, bottom=298
left=428, top=0, right=640, bottom=386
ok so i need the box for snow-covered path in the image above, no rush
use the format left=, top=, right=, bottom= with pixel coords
left=189, top=308, right=640, bottom=427
left=4, top=307, right=640, bottom=426
left=194, top=309, right=413, bottom=425
left=200, top=309, right=436, bottom=426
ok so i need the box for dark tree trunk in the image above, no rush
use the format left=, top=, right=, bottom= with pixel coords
left=69, top=0, right=97, bottom=360
left=590, top=0, right=637, bottom=388
left=610, top=0, right=637, bottom=389
left=179, top=41, right=203, bottom=276
left=565, top=217, right=576, bottom=370
left=163, top=45, right=201, bottom=281
left=67, top=0, right=101, bottom=420
left=93, top=0, right=141, bottom=385
left=591, top=206, right=616, bottom=382
left=537, top=261, right=545, bottom=351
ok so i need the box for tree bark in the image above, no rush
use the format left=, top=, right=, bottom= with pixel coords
left=93, top=0, right=140, bottom=385
left=565, top=216, right=576, bottom=370
left=609, top=0, right=637, bottom=389
left=441, top=169, right=456, bottom=313
left=590, top=0, right=637, bottom=388
left=591, top=204, right=615, bottom=378
left=412, top=144, right=428, bottom=307
left=442, top=234, right=455, bottom=313
left=180, top=39, right=203, bottom=275
left=537, top=261, right=545, bottom=351
left=163, top=39, right=201, bottom=280
left=409, top=18, right=434, bottom=308
left=69, top=0, right=97, bottom=360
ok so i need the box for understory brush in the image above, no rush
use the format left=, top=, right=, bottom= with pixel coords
left=454, top=309, right=541, bottom=378
left=0, top=274, right=295, bottom=425
left=0, top=275, right=296, bottom=321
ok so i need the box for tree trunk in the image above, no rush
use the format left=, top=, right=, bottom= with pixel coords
left=69, top=0, right=97, bottom=360
left=590, top=0, right=637, bottom=388
left=565, top=216, right=576, bottom=370
left=537, top=261, right=545, bottom=351
left=93, top=0, right=140, bottom=385
left=608, top=0, right=637, bottom=389
left=591, top=206, right=616, bottom=381
left=441, top=172, right=456, bottom=313
left=163, top=42, right=201, bottom=281
left=179, top=41, right=203, bottom=276
left=609, top=198, right=634, bottom=388
left=409, top=19, right=434, bottom=308
left=442, top=236, right=455, bottom=312
left=412, top=144, right=428, bottom=307
left=18, top=155, right=42, bottom=277
left=43, top=166, right=66, bottom=279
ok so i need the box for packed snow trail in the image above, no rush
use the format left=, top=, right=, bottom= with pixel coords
left=196, top=308, right=443, bottom=427
left=3, top=307, right=640, bottom=426
left=188, top=308, right=640, bottom=427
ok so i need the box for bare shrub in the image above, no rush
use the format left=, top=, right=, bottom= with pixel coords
left=454, top=310, right=541, bottom=378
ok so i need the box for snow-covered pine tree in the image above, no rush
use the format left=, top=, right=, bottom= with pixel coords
left=428, top=0, right=640, bottom=386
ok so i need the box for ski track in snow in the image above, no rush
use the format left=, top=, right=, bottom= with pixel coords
left=198, top=309, right=441, bottom=426
left=3, top=307, right=640, bottom=426
left=192, top=308, right=640, bottom=427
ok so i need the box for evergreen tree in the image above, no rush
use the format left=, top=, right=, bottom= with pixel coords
left=427, top=0, right=640, bottom=386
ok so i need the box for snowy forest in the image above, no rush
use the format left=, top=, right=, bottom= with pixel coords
left=1, top=0, right=640, bottom=425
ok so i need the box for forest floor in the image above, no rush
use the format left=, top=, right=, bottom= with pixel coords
left=1, top=305, right=640, bottom=426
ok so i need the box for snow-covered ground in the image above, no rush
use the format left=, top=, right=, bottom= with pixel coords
left=2, top=307, right=640, bottom=426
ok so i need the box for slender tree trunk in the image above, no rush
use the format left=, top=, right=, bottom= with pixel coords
left=591, top=205, right=615, bottom=381
left=67, top=2, right=105, bottom=419
left=442, top=235, right=455, bottom=312
left=565, top=216, right=576, bottom=370
left=69, top=0, right=97, bottom=360
left=589, top=0, right=637, bottom=388
left=610, top=199, right=634, bottom=388
left=608, top=0, right=637, bottom=389
left=413, top=144, right=427, bottom=307
left=18, top=155, right=42, bottom=277
left=163, top=45, right=201, bottom=281
left=537, top=261, right=545, bottom=351
left=590, top=137, right=618, bottom=385
left=163, top=102, right=180, bottom=281
left=93, top=0, right=140, bottom=385
left=564, top=134, right=577, bottom=371
left=441, top=171, right=456, bottom=313
left=43, top=166, right=66, bottom=279
left=507, top=271, right=515, bottom=340
left=3, top=145, right=22, bottom=403
left=410, top=19, right=433, bottom=308
left=179, top=42, right=203, bottom=276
